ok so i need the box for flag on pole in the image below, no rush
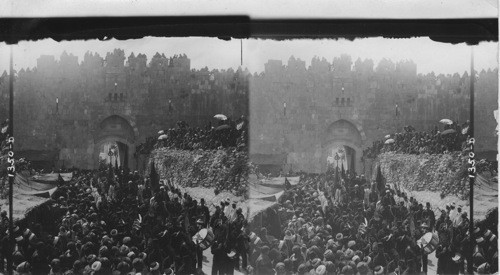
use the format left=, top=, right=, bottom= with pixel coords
left=150, top=161, right=160, bottom=192
left=108, top=162, right=113, bottom=183
left=284, top=177, right=291, bottom=190
left=184, top=213, right=190, bottom=232
left=376, top=165, right=384, bottom=194
left=409, top=212, right=415, bottom=238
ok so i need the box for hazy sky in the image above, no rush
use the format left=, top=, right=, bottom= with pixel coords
left=0, top=37, right=497, bottom=75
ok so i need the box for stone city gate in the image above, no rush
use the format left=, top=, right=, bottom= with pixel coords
left=92, top=115, right=137, bottom=170
left=320, top=119, right=365, bottom=174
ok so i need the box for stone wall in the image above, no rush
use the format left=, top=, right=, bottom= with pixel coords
left=0, top=53, right=497, bottom=170
left=249, top=56, right=497, bottom=173
left=0, top=50, right=249, bottom=169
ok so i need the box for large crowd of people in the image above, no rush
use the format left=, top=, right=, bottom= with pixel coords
left=0, top=166, right=497, bottom=274
left=2, top=167, right=497, bottom=274
left=1, top=113, right=498, bottom=274
left=136, top=118, right=248, bottom=156
left=1, top=167, right=250, bottom=275
left=363, top=122, right=469, bottom=159
left=243, top=170, right=497, bottom=275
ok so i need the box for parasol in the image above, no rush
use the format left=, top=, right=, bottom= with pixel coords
left=461, top=126, right=469, bottom=135
left=214, top=114, right=227, bottom=120
left=158, top=130, right=164, bottom=135
left=384, top=134, right=391, bottom=139
left=158, top=134, right=168, bottom=140
left=441, top=129, right=456, bottom=135
left=384, top=139, right=395, bottom=144
left=439, top=119, right=453, bottom=125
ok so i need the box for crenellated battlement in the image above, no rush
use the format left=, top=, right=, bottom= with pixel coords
left=0, top=52, right=496, bottom=171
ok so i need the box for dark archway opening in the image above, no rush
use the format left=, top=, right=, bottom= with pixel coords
left=323, top=119, right=363, bottom=174
left=117, top=141, right=129, bottom=169
left=326, top=145, right=356, bottom=172
left=94, top=115, right=136, bottom=170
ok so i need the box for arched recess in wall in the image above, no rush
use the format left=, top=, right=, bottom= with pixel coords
left=321, top=119, right=365, bottom=175
left=92, top=115, right=137, bottom=170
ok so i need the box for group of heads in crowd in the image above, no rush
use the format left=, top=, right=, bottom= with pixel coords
left=363, top=122, right=469, bottom=159
left=136, top=118, right=248, bottom=156
left=0, top=166, right=250, bottom=275
left=243, top=170, right=497, bottom=275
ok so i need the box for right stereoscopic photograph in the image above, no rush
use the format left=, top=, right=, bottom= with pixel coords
left=247, top=37, right=498, bottom=275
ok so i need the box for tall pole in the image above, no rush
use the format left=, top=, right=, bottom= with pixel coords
left=467, top=46, right=475, bottom=275
left=8, top=45, right=14, bottom=275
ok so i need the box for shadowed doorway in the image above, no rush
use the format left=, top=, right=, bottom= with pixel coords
left=93, top=115, right=136, bottom=170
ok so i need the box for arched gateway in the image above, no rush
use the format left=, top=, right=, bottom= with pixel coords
left=93, top=115, right=136, bottom=170
left=321, top=119, right=364, bottom=174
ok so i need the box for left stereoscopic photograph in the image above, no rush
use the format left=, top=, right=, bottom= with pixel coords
left=0, top=37, right=251, bottom=275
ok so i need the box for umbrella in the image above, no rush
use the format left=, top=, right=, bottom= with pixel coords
left=441, top=129, right=456, bottom=135
left=461, top=126, right=469, bottom=135
left=384, top=139, right=395, bottom=144
left=158, top=130, right=164, bottom=135
left=439, top=119, right=453, bottom=125
left=158, top=134, right=168, bottom=140
left=384, top=134, right=391, bottom=139
left=216, top=125, right=231, bottom=131
left=214, top=114, right=227, bottom=120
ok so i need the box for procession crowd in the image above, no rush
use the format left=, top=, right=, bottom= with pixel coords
left=136, top=118, right=248, bottom=155
left=0, top=113, right=497, bottom=274
left=243, top=170, right=497, bottom=275
left=0, top=167, right=250, bottom=275
left=363, top=123, right=468, bottom=159
left=0, top=166, right=496, bottom=274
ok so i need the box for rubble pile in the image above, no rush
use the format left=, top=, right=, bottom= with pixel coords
left=378, top=151, right=469, bottom=199
left=149, top=147, right=250, bottom=196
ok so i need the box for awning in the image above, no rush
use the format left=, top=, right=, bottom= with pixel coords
left=16, top=150, right=59, bottom=162
left=250, top=153, right=287, bottom=165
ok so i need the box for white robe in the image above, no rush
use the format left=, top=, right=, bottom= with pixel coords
left=334, top=188, right=342, bottom=205
left=449, top=209, right=458, bottom=222
left=317, top=190, right=328, bottom=212
left=453, top=213, right=463, bottom=228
